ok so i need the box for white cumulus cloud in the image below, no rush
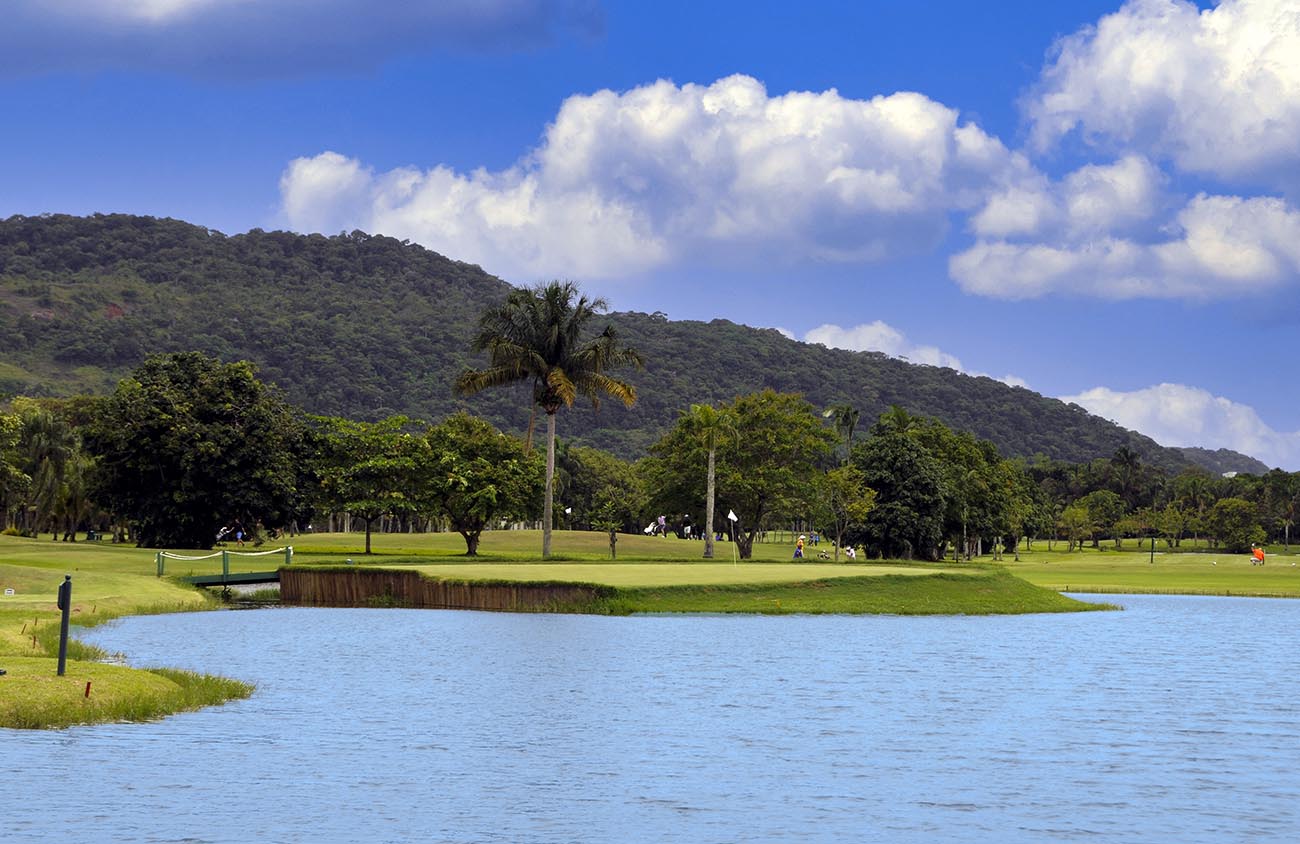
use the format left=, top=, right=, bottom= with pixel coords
left=1062, top=382, right=1300, bottom=469
left=279, top=75, right=1032, bottom=282
left=805, top=321, right=964, bottom=369
left=970, top=155, right=1166, bottom=240
left=1027, top=0, right=1300, bottom=187
left=953, top=190, right=1300, bottom=300
left=803, top=321, right=1026, bottom=387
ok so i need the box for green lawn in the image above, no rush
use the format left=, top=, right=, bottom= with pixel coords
left=403, top=561, right=958, bottom=587
left=1005, top=545, right=1300, bottom=597
left=614, top=569, right=1107, bottom=615
left=0, top=535, right=238, bottom=729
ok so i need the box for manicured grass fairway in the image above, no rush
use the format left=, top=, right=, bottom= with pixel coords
left=405, top=562, right=957, bottom=587
left=1005, top=546, right=1300, bottom=597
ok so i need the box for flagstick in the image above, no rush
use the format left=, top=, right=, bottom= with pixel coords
left=726, top=509, right=740, bottom=567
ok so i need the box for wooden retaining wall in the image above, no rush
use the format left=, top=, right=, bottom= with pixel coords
left=280, top=568, right=608, bottom=612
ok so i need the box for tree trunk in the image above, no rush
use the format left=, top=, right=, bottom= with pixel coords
left=364, top=516, right=373, bottom=554
left=524, top=406, right=537, bottom=454
left=543, top=410, right=556, bottom=559
left=608, top=530, right=617, bottom=560
left=462, top=531, right=480, bottom=556
left=736, top=527, right=755, bottom=559
left=703, top=447, right=716, bottom=559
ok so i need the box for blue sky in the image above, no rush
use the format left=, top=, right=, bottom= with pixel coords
left=4, top=0, right=1299, bottom=468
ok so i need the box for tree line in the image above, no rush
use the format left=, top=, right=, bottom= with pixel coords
left=2, top=280, right=1296, bottom=559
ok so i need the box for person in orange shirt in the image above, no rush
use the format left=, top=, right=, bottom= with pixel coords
left=1252, top=545, right=1265, bottom=565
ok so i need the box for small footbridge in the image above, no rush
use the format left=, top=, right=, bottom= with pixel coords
left=156, top=547, right=294, bottom=587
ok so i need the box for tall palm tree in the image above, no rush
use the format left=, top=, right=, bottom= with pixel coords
left=1110, top=445, right=1141, bottom=508
left=455, top=281, right=642, bottom=558
left=875, top=404, right=919, bottom=436
left=822, top=403, right=860, bottom=464
left=19, top=406, right=77, bottom=535
left=683, top=403, right=737, bottom=559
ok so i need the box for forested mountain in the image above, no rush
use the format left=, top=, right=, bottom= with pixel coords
left=0, top=213, right=1268, bottom=474
left=1174, top=447, right=1267, bottom=476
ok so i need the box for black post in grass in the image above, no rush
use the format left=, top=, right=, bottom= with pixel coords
left=56, top=575, right=71, bottom=676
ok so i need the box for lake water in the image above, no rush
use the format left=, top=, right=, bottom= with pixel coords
left=5, top=595, right=1300, bottom=843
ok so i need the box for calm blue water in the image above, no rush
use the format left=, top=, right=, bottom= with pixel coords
left=5, top=596, right=1300, bottom=843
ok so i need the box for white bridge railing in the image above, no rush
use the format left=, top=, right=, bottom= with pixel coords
left=156, top=546, right=293, bottom=577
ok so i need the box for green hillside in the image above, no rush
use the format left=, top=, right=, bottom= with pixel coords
left=0, top=213, right=1267, bottom=473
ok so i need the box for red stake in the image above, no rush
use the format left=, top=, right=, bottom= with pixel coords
left=85, top=681, right=92, bottom=698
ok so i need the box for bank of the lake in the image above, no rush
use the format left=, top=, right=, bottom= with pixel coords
left=0, top=543, right=253, bottom=729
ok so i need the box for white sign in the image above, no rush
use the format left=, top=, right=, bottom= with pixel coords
left=3, top=588, right=13, bottom=596
left=726, top=510, right=738, bottom=522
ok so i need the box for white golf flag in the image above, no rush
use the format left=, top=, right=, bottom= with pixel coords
left=727, top=509, right=738, bottom=522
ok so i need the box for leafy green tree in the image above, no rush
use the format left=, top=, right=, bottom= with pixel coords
left=560, top=446, right=646, bottom=533
left=649, top=390, right=835, bottom=559
left=910, top=419, right=1008, bottom=560
left=1132, top=506, right=1160, bottom=551
left=86, top=353, right=305, bottom=549
left=972, top=458, right=1029, bottom=561
left=1116, top=508, right=1158, bottom=551
left=1022, top=493, right=1056, bottom=552
left=586, top=461, right=648, bottom=559
left=0, top=411, right=30, bottom=531
left=420, top=413, right=543, bottom=556
left=1157, top=503, right=1191, bottom=548
left=1259, top=469, right=1300, bottom=550
left=1206, top=497, right=1264, bottom=553
left=1174, top=470, right=1216, bottom=544
left=811, top=465, right=877, bottom=561
left=1079, top=489, right=1126, bottom=548
left=455, top=281, right=642, bottom=558
left=1058, top=503, right=1094, bottom=552
left=853, top=425, right=946, bottom=560
left=312, top=416, right=423, bottom=555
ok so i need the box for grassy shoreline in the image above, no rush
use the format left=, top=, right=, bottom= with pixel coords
left=0, top=547, right=252, bottom=730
